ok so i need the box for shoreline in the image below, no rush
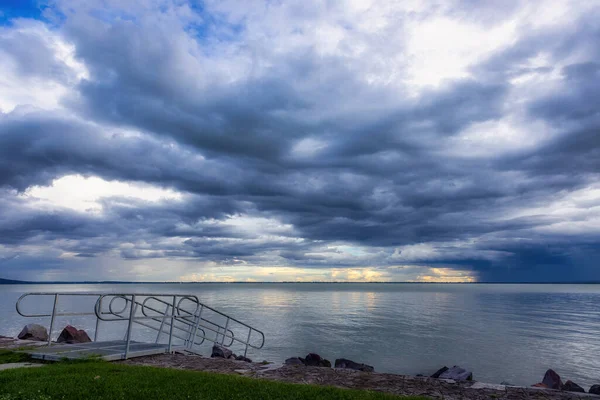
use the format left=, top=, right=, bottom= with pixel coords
left=1, top=336, right=598, bottom=400
left=121, top=353, right=598, bottom=400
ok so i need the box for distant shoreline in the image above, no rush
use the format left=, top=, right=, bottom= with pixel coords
left=1, top=278, right=600, bottom=285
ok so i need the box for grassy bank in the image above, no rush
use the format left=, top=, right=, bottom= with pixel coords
left=0, top=355, right=425, bottom=400
left=0, top=350, right=32, bottom=364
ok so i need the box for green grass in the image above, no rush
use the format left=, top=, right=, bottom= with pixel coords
left=0, top=360, right=426, bottom=400
left=0, top=350, right=32, bottom=364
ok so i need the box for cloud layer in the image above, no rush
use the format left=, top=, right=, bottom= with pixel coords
left=0, top=0, right=599, bottom=282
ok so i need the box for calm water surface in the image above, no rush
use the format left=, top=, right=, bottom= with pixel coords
left=1, top=283, right=599, bottom=387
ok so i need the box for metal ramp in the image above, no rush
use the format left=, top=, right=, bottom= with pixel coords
left=16, top=292, right=265, bottom=361
left=23, top=340, right=170, bottom=361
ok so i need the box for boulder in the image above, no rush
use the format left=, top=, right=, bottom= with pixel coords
left=532, top=383, right=548, bottom=388
left=56, top=325, right=91, bottom=344
left=562, top=380, right=585, bottom=393
left=235, top=355, right=252, bottom=363
left=285, top=357, right=304, bottom=366
left=304, top=353, right=331, bottom=368
left=334, top=358, right=374, bottom=372
left=542, top=369, right=562, bottom=390
left=439, top=366, right=473, bottom=381
left=589, top=385, right=600, bottom=395
left=211, top=344, right=233, bottom=359
left=431, top=366, right=449, bottom=379
left=17, top=324, right=48, bottom=342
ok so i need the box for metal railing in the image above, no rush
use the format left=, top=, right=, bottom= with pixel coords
left=16, top=292, right=265, bottom=359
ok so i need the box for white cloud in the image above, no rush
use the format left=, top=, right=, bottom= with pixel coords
left=0, top=20, right=87, bottom=113
left=21, top=174, right=183, bottom=213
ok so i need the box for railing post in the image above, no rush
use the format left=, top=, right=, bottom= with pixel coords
left=155, top=300, right=170, bottom=344
left=167, top=296, right=176, bottom=353
left=124, top=295, right=136, bottom=359
left=190, top=305, right=204, bottom=350
left=244, top=329, right=252, bottom=357
left=47, top=294, right=59, bottom=346
left=94, top=296, right=102, bottom=342
left=221, top=317, right=230, bottom=345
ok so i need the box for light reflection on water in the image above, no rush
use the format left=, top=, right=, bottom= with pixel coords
left=1, top=283, right=599, bottom=387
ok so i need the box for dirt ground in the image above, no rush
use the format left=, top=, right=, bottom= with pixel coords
left=120, top=354, right=598, bottom=400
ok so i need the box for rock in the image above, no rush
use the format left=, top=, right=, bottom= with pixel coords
left=17, top=324, right=48, bottom=342
left=542, top=369, right=562, bottom=390
left=563, top=380, right=585, bottom=393
left=211, top=344, right=232, bottom=359
left=304, top=353, right=331, bottom=368
left=589, top=385, right=600, bottom=395
left=235, top=355, right=252, bottom=363
left=56, top=325, right=91, bottom=344
left=304, top=353, right=322, bottom=366
left=334, top=358, right=374, bottom=372
left=532, top=383, right=548, bottom=388
left=285, top=357, right=304, bottom=365
left=439, top=366, right=473, bottom=381
left=431, top=366, right=449, bottom=379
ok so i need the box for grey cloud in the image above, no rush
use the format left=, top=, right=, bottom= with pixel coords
left=0, top=24, right=75, bottom=83
left=0, top=0, right=599, bottom=281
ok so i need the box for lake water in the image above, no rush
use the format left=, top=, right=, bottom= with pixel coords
left=1, top=283, right=599, bottom=387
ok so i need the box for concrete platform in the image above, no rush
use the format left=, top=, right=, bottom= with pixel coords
left=0, top=336, right=49, bottom=350
left=25, top=340, right=170, bottom=361
left=0, top=362, right=45, bottom=371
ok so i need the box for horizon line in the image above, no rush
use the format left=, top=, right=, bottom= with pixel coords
left=2, top=278, right=600, bottom=285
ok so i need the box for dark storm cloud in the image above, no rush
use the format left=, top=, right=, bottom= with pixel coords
left=0, top=111, right=276, bottom=199
left=0, top=0, right=599, bottom=281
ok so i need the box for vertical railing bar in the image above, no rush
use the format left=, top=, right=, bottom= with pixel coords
left=184, top=317, right=192, bottom=348
left=182, top=304, right=196, bottom=348
left=94, top=296, right=102, bottom=342
left=124, top=299, right=139, bottom=341
left=47, top=294, right=59, bottom=346
left=155, top=301, right=169, bottom=344
left=244, top=329, right=252, bottom=357
left=124, top=295, right=136, bottom=359
left=167, top=296, right=176, bottom=353
left=191, top=305, right=204, bottom=350
left=221, top=317, right=230, bottom=345
left=214, top=326, right=221, bottom=344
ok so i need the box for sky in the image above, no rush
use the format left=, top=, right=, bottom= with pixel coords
left=0, top=0, right=599, bottom=283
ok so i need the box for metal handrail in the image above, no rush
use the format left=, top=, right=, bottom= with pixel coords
left=140, top=296, right=236, bottom=347
left=100, top=295, right=208, bottom=347
left=15, top=292, right=265, bottom=358
left=176, top=295, right=265, bottom=355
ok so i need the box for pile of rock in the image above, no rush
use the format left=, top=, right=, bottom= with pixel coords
left=532, top=369, right=597, bottom=394
left=285, top=353, right=374, bottom=372
left=211, top=344, right=252, bottom=363
left=17, top=324, right=91, bottom=344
